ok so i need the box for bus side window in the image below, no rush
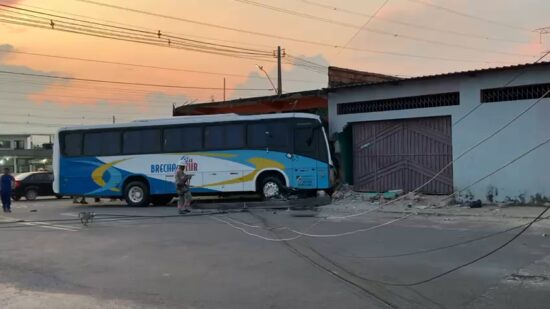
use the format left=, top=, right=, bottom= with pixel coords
left=266, top=123, right=289, bottom=152
left=247, top=122, right=289, bottom=152
left=164, top=127, right=202, bottom=152
left=247, top=123, right=268, bottom=149
left=204, top=126, right=224, bottom=150
left=123, top=129, right=161, bottom=154
left=83, top=131, right=121, bottom=156
left=224, top=124, right=245, bottom=149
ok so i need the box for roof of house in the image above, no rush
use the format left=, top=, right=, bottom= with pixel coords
left=328, top=66, right=400, bottom=88
left=174, top=89, right=327, bottom=111
left=329, top=61, right=550, bottom=91
left=174, top=89, right=325, bottom=111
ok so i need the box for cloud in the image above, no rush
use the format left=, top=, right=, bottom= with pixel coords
left=229, top=54, right=329, bottom=100
left=0, top=44, right=14, bottom=61
left=0, top=43, right=181, bottom=133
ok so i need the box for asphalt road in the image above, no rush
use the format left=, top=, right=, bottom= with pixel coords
left=0, top=198, right=548, bottom=309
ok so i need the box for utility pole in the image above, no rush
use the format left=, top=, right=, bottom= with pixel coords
left=112, top=115, right=115, bottom=124
left=277, top=46, right=282, bottom=96
left=535, top=26, right=550, bottom=44
left=223, top=78, right=226, bottom=102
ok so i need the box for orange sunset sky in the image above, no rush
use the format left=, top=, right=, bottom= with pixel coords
left=0, top=0, right=549, bottom=134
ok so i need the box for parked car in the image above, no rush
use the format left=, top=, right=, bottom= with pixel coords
left=12, top=171, right=61, bottom=201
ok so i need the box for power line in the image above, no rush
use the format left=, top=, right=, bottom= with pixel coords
left=0, top=5, right=281, bottom=65
left=233, top=0, right=533, bottom=58
left=71, top=0, right=517, bottom=64
left=351, top=206, right=549, bottom=287
left=0, top=100, right=172, bottom=117
left=0, top=70, right=272, bottom=91
left=0, top=4, right=273, bottom=56
left=14, top=2, right=276, bottom=50
left=0, top=5, right=328, bottom=75
left=0, top=75, right=221, bottom=101
left=335, top=0, right=389, bottom=56
left=453, top=50, right=550, bottom=126
left=1, top=112, right=111, bottom=121
left=406, top=0, right=532, bottom=32
left=0, top=15, right=275, bottom=65
left=0, top=48, right=324, bottom=84
left=216, top=138, right=550, bottom=287
left=297, top=0, right=529, bottom=44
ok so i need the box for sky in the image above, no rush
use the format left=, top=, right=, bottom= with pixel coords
left=0, top=0, right=549, bottom=135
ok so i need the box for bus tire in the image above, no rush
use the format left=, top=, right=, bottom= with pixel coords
left=124, top=181, right=150, bottom=207
left=260, top=176, right=284, bottom=200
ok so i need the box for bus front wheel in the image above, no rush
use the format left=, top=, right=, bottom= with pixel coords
left=124, top=181, right=150, bottom=207
left=260, top=176, right=284, bottom=200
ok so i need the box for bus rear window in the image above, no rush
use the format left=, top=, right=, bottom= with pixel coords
left=62, top=133, right=82, bottom=156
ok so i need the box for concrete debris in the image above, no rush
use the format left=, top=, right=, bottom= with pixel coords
left=506, top=273, right=548, bottom=283
left=383, top=192, right=398, bottom=200
left=361, top=192, right=380, bottom=202
left=388, top=189, right=404, bottom=196
left=332, top=191, right=344, bottom=200
left=469, top=200, right=483, bottom=208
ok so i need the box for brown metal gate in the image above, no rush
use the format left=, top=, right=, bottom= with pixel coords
left=352, top=116, right=453, bottom=194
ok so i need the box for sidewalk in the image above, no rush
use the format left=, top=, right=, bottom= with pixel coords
left=378, top=203, right=548, bottom=220
left=323, top=192, right=549, bottom=220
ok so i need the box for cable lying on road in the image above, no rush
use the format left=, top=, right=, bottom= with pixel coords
left=320, top=207, right=550, bottom=287
left=213, top=213, right=412, bottom=240
left=337, top=216, right=549, bottom=259
left=0, top=210, right=241, bottom=230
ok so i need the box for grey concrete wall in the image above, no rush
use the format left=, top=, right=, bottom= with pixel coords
left=328, top=65, right=550, bottom=204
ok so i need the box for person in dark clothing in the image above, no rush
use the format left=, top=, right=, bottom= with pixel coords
left=0, top=168, right=15, bottom=213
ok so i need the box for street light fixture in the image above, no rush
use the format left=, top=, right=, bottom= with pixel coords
left=256, top=65, right=278, bottom=94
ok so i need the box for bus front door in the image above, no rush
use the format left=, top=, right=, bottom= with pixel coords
left=292, top=126, right=318, bottom=190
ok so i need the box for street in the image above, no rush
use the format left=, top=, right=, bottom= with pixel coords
left=0, top=198, right=549, bottom=309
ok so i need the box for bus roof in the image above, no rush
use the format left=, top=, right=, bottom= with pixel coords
left=57, top=113, right=321, bottom=132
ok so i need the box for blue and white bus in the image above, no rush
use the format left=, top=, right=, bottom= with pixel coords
left=53, top=113, right=334, bottom=206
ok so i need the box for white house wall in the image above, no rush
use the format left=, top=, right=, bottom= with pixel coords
left=329, top=66, right=550, bottom=204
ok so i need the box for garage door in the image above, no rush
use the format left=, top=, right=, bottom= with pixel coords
left=352, top=116, right=453, bottom=194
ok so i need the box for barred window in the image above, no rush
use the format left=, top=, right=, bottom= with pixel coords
left=481, top=83, right=550, bottom=103
left=337, top=92, right=459, bottom=115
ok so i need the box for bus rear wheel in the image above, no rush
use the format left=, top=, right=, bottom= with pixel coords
left=124, top=181, right=150, bottom=207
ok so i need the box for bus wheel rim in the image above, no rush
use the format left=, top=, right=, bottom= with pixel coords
left=128, top=186, right=144, bottom=203
left=263, top=182, right=279, bottom=198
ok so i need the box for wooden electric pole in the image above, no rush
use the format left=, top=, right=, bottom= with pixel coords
left=277, top=46, right=282, bottom=96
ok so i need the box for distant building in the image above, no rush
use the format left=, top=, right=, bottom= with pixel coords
left=0, top=134, right=53, bottom=173
left=328, top=62, right=550, bottom=204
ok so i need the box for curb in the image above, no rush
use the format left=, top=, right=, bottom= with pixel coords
left=377, top=209, right=548, bottom=220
